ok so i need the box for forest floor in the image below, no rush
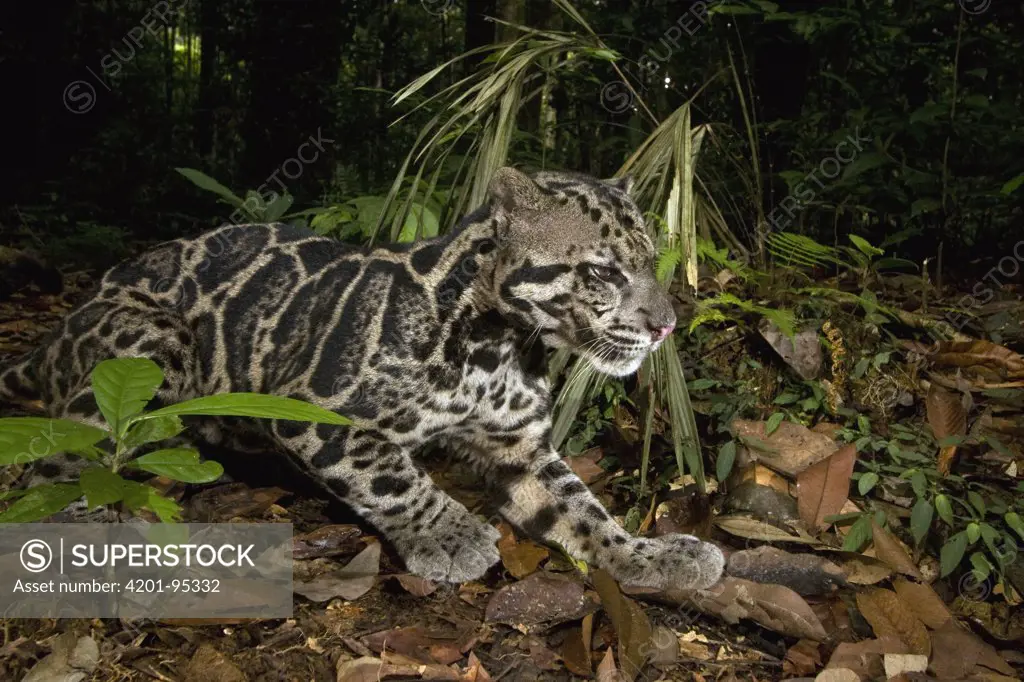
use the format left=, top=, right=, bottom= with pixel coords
left=1, top=262, right=1023, bottom=682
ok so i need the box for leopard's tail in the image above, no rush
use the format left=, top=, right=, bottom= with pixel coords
left=0, top=350, right=42, bottom=404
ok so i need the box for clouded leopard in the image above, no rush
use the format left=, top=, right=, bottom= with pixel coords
left=0, top=167, right=724, bottom=590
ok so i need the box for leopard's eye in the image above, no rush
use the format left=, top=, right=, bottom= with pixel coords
left=588, top=264, right=619, bottom=281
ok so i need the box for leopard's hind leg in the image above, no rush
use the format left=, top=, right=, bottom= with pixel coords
left=22, top=296, right=203, bottom=493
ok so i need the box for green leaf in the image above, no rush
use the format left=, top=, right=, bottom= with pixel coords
left=0, top=418, right=108, bottom=466
left=968, top=491, right=986, bottom=517
left=910, top=471, right=928, bottom=499
left=911, top=197, right=941, bottom=217
left=936, top=494, right=954, bottom=526
left=687, top=378, right=719, bottom=391
left=136, top=393, right=350, bottom=425
left=717, top=441, right=736, bottom=482
left=80, top=467, right=131, bottom=507
left=857, top=415, right=871, bottom=434
left=967, top=522, right=981, bottom=544
left=841, top=152, right=887, bottom=182
left=910, top=498, right=934, bottom=545
left=122, top=482, right=182, bottom=523
left=91, top=358, right=165, bottom=437
left=0, top=483, right=82, bottom=523
left=1005, top=512, right=1024, bottom=540
left=848, top=234, right=884, bottom=257
left=969, top=552, right=992, bottom=581
left=123, top=415, right=185, bottom=449
left=1001, top=172, right=1024, bottom=196
left=858, top=472, right=879, bottom=496
left=175, top=168, right=245, bottom=208
left=940, top=531, right=968, bottom=577
left=263, top=193, right=295, bottom=222
left=129, top=448, right=224, bottom=484
left=766, top=412, right=785, bottom=436
left=842, top=514, right=873, bottom=552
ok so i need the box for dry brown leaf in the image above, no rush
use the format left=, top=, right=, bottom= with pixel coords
left=815, top=668, right=860, bottom=682
left=826, top=637, right=908, bottom=680
left=633, top=576, right=827, bottom=640
left=461, top=652, right=492, bottom=682
left=926, top=384, right=967, bottom=475
left=592, top=569, right=653, bottom=682
left=930, top=340, right=1024, bottom=380
left=484, top=572, right=598, bottom=629
left=842, top=555, right=893, bottom=585
left=714, top=515, right=821, bottom=544
left=870, top=521, right=922, bottom=579
left=185, top=643, right=246, bottom=682
left=855, top=588, right=930, bottom=656
left=564, top=449, right=607, bottom=485
left=292, top=524, right=363, bottom=560
left=783, top=639, right=822, bottom=677
left=394, top=574, right=440, bottom=597
left=731, top=418, right=839, bottom=476
left=293, top=542, right=380, bottom=602
left=496, top=523, right=549, bottom=579
left=560, top=624, right=592, bottom=677
left=760, top=323, right=824, bottom=381
left=336, top=656, right=386, bottom=682
left=892, top=578, right=951, bottom=630
left=796, top=444, right=857, bottom=530
left=363, top=626, right=464, bottom=666
left=595, top=647, right=618, bottom=682
left=929, top=618, right=1015, bottom=678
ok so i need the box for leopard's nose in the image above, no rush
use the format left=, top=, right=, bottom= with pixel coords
left=649, top=323, right=675, bottom=342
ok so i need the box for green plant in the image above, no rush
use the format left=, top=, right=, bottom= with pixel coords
left=767, top=232, right=917, bottom=287
left=0, top=357, right=349, bottom=523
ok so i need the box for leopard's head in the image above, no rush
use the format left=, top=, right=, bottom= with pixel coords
left=488, top=167, right=676, bottom=377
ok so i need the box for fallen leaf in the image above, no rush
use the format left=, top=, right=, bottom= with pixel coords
left=815, top=668, right=860, bottom=682
left=185, top=644, right=246, bottom=682
left=826, top=637, right=908, bottom=680
left=760, top=323, right=823, bottom=381
left=930, top=340, right=1024, bottom=380
left=595, top=648, right=618, bottom=682
left=485, top=572, right=599, bottom=630
left=22, top=633, right=99, bottom=682
left=797, top=444, right=857, bottom=530
left=560, top=624, right=592, bottom=677
left=564, top=448, right=607, bottom=485
left=731, top=419, right=839, bottom=476
left=783, top=639, right=822, bottom=677
left=725, top=546, right=846, bottom=596
left=632, top=576, right=827, bottom=640
left=293, top=541, right=380, bottom=602
left=647, top=626, right=678, bottom=667
left=855, top=587, right=930, bottom=656
left=185, top=483, right=289, bottom=522
left=462, top=652, right=492, bottom=682
left=592, top=569, right=653, bottom=682
left=883, top=653, right=928, bottom=678
left=929, top=618, right=1015, bottom=678
left=870, top=521, right=922, bottom=579
left=335, top=656, right=385, bottom=682
left=496, top=523, right=549, bottom=579
left=393, top=574, right=440, bottom=597
left=926, top=384, right=967, bottom=475
left=292, top=524, right=363, bottom=560
left=363, top=627, right=462, bottom=665
left=714, top=515, right=822, bottom=544
left=892, top=578, right=951, bottom=630
left=841, top=555, right=892, bottom=585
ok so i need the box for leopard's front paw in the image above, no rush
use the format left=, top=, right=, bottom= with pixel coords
left=615, top=534, right=724, bottom=591
left=396, top=512, right=501, bottom=584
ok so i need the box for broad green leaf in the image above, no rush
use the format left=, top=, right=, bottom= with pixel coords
left=1001, top=172, right=1024, bottom=196
left=842, top=514, right=873, bottom=552
left=858, top=472, right=879, bottom=496
left=175, top=168, right=245, bottom=208
left=129, top=448, right=223, bottom=484
left=910, top=471, right=928, bottom=499
left=840, top=152, right=887, bottom=182
left=910, top=498, right=934, bottom=545
left=967, top=491, right=986, bottom=517
left=136, top=393, right=350, bottom=425
left=0, top=489, right=29, bottom=501
left=0, top=418, right=108, bottom=466
left=1005, top=512, right=1024, bottom=540
left=122, top=482, right=182, bottom=523
left=0, top=483, right=82, bottom=523
left=91, top=358, right=164, bottom=437
left=80, top=467, right=131, bottom=507
left=687, top=378, right=718, bottom=392
left=967, top=522, right=981, bottom=544
left=766, top=412, right=784, bottom=436
left=716, top=441, right=736, bottom=482
left=940, top=531, right=968, bottom=577
left=848, top=234, right=883, bottom=257
left=969, top=552, right=992, bottom=581
left=936, top=494, right=954, bottom=526
left=263, top=193, right=295, bottom=222
left=123, top=415, right=185, bottom=449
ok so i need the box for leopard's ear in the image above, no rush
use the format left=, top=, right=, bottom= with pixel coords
left=604, top=174, right=634, bottom=195
left=488, top=167, right=545, bottom=214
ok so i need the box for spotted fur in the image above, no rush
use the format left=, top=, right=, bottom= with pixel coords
left=1, top=168, right=724, bottom=589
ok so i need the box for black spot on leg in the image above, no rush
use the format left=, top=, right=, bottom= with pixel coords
left=327, top=479, right=350, bottom=498
left=35, top=462, right=61, bottom=478
left=586, top=503, right=610, bottom=521
left=561, top=480, right=587, bottom=496
left=371, top=475, right=411, bottom=496
left=523, top=505, right=557, bottom=538
left=312, top=445, right=342, bottom=468
left=574, top=521, right=592, bottom=537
